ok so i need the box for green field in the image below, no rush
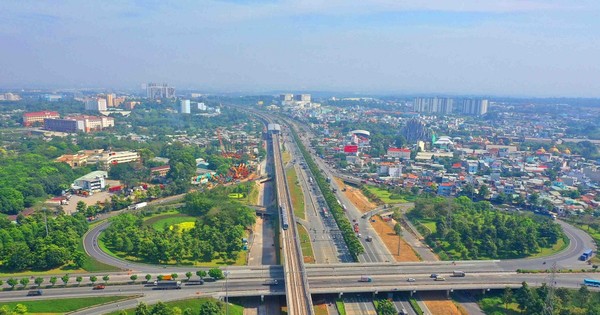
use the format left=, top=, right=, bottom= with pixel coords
left=146, top=214, right=197, bottom=231
left=0, top=296, right=137, bottom=314
left=286, top=168, right=306, bottom=219
left=106, top=297, right=243, bottom=315
left=364, top=186, right=408, bottom=204
left=297, top=223, right=315, bottom=263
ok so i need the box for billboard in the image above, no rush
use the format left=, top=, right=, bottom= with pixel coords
left=344, top=145, right=358, bottom=153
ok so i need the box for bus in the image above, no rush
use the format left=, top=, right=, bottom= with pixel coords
left=580, top=249, right=594, bottom=261
left=584, top=279, right=600, bottom=287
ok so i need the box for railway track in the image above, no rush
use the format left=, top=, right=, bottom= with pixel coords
left=272, top=132, right=313, bottom=315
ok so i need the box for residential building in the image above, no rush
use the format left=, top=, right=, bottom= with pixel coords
left=461, top=99, right=489, bottom=115
left=44, top=115, right=114, bottom=133
left=180, top=99, right=191, bottom=114
left=106, top=93, right=115, bottom=107
left=280, top=94, right=294, bottom=102
left=294, top=94, right=311, bottom=103
left=413, top=97, right=454, bottom=114
left=146, top=83, right=175, bottom=99
left=151, top=165, right=171, bottom=177
left=87, top=150, right=141, bottom=170
left=72, top=171, right=108, bottom=192
left=85, top=97, right=108, bottom=111
left=55, top=153, right=88, bottom=168
left=197, top=102, right=207, bottom=111
left=22, top=111, right=60, bottom=127
left=0, top=92, right=21, bottom=101
left=42, top=94, right=62, bottom=101
left=387, top=147, right=411, bottom=159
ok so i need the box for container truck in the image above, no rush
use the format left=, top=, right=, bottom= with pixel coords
left=153, top=280, right=182, bottom=290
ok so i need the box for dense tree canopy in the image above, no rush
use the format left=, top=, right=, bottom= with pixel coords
left=102, top=190, right=255, bottom=264
left=410, top=196, right=563, bottom=260
left=0, top=213, right=88, bottom=271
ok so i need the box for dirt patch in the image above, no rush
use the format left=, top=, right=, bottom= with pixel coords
left=314, top=303, right=329, bottom=315
left=335, top=178, right=377, bottom=213
left=370, top=216, right=420, bottom=262
left=420, top=292, right=461, bottom=315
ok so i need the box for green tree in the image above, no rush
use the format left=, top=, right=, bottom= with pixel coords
left=130, top=274, right=138, bottom=283
left=102, top=275, right=110, bottom=284
left=34, top=277, right=44, bottom=287
left=72, top=251, right=87, bottom=268
left=503, top=287, right=513, bottom=311
left=150, top=302, right=170, bottom=315
left=61, top=274, right=70, bottom=285
left=208, top=268, right=224, bottom=279
left=145, top=274, right=152, bottom=283
left=171, top=273, right=179, bottom=280
left=199, top=300, right=223, bottom=315
left=18, top=278, right=29, bottom=288
left=135, top=302, right=150, bottom=315
left=196, top=270, right=207, bottom=279
left=478, top=184, right=489, bottom=200
left=185, top=272, right=193, bottom=281
left=578, top=285, right=591, bottom=307
left=76, top=276, right=83, bottom=286
left=76, top=201, right=87, bottom=213
left=90, top=275, right=97, bottom=284
left=375, top=299, right=396, bottom=315
left=393, top=223, right=402, bottom=236
left=7, top=278, right=18, bottom=289
left=49, top=276, right=57, bottom=286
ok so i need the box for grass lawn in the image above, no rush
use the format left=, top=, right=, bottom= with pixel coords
left=148, top=214, right=196, bottom=231
left=282, top=150, right=292, bottom=164
left=233, top=182, right=259, bottom=206
left=336, top=299, right=347, bottom=315
left=286, top=168, right=306, bottom=219
left=0, top=296, right=137, bottom=314
left=364, top=186, right=408, bottom=204
left=106, top=297, right=244, bottom=315
left=420, top=219, right=437, bottom=235
left=529, top=236, right=569, bottom=259
left=297, top=223, right=315, bottom=263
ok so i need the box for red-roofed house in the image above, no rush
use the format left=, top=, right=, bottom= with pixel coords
left=387, top=147, right=411, bottom=159
left=22, top=111, right=60, bottom=127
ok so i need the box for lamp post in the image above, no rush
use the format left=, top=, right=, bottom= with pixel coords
left=224, top=269, right=230, bottom=315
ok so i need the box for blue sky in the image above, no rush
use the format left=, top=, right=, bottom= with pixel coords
left=1, top=0, right=599, bottom=96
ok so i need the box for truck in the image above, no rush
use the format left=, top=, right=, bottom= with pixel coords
left=354, top=223, right=360, bottom=233
left=452, top=271, right=466, bottom=277
left=326, top=177, right=331, bottom=183
left=359, top=276, right=373, bottom=282
left=133, top=202, right=148, bottom=210
left=159, top=275, right=173, bottom=281
left=153, top=280, right=182, bottom=290
left=580, top=249, right=594, bottom=261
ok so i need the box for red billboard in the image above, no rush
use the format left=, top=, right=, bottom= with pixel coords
left=344, top=145, right=358, bottom=153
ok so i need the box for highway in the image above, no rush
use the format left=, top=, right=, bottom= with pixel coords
left=272, top=132, right=314, bottom=315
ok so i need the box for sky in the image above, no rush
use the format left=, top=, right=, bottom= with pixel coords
left=1, top=0, right=599, bottom=97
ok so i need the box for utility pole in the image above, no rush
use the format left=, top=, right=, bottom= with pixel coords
left=43, top=207, right=49, bottom=237
left=542, top=262, right=557, bottom=315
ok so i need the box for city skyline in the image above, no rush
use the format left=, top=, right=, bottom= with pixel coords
left=1, top=1, right=599, bottom=97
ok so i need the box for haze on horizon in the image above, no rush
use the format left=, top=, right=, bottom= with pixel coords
left=1, top=0, right=599, bottom=97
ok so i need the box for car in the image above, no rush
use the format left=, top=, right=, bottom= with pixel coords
left=434, top=276, right=446, bottom=281
left=430, top=274, right=438, bottom=278
left=93, top=284, right=105, bottom=290
left=27, top=290, right=43, bottom=296
left=407, top=278, right=416, bottom=282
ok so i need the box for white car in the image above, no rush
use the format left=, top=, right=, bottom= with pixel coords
left=407, top=278, right=416, bottom=282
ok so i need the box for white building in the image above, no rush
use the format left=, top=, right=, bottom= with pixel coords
left=180, top=99, right=191, bottom=114
left=86, top=150, right=141, bottom=170
left=72, top=171, right=108, bottom=192
left=197, top=102, right=207, bottom=111
left=85, top=98, right=107, bottom=111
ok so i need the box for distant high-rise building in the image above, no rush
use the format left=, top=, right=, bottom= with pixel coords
left=106, top=93, right=115, bottom=107
left=197, top=102, right=207, bottom=111
left=180, top=99, right=191, bottom=114
left=280, top=94, right=294, bottom=102
left=0, top=92, right=21, bottom=101
left=146, top=83, right=175, bottom=99
left=413, top=97, right=454, bottom=114
left=85, top=97, right=107, bottom=111
left=294, top=94, right=311, bottom=102
left=461, top=99, right=489, bottom=115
